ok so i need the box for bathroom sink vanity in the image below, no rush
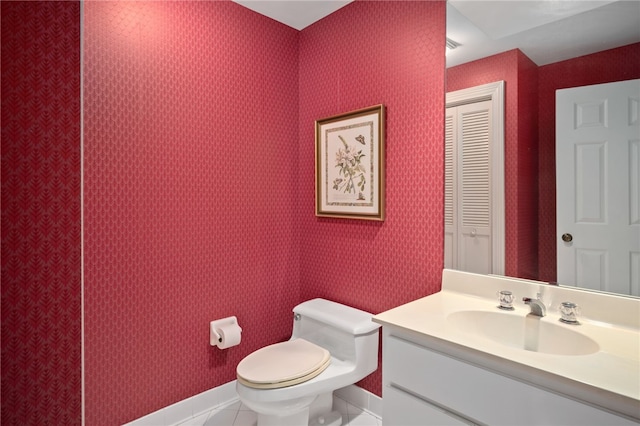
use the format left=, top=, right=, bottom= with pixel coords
left=373, top=269, right=640, bottom=425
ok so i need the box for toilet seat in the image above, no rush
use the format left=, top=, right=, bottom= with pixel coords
left=237, top=338, right=331, bottom=389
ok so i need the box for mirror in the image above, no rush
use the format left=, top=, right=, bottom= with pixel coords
left=445, top=0, right=640, bottom=296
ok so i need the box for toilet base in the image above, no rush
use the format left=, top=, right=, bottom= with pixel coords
left=256, top=409, right=342, bottom=426
left=257, top=408, right=310, bottom=426
left=241, top=391, right=338, bottom=426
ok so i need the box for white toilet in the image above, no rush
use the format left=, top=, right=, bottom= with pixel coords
left=236, top=298, right=381, bottom=426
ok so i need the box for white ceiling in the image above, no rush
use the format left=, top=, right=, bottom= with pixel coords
left=446, top=0, right=640, bottom=67
left=233, top=0, right=353, bottom=31
left=232, top=0, right=640, bottom=67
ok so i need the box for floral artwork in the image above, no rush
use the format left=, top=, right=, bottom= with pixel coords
left=333, top=135, right=367, bottom=200
left=315, top=105, right=385, bottom=220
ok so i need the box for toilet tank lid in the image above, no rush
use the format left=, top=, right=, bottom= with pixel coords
left=293, top=298, right=381, bottom=335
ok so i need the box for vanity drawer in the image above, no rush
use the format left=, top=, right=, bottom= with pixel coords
left=384, top=333, right=636, bottom=425
left=385, top=334, right=481, bottom=420
left=383, top=385, right=473, bottom=426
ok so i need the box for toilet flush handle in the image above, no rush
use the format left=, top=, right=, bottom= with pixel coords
left=294, top=313, right=301, bottom=321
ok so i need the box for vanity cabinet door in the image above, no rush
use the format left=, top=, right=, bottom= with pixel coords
left=383, top=386, right=473, bottom=426
left=383, top=333, right=637, bottom=426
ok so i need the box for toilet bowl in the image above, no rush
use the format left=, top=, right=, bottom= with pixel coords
left=236, top=298, right=381, bottom=426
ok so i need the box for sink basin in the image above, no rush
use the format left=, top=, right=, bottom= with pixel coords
left=447, top=310, right=600, bottom=356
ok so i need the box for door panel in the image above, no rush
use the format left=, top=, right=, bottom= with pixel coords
left=556, top=79, right=640, bottom=295
left=445, top=101, right=493, bottom=274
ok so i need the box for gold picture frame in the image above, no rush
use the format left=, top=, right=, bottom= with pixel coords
left=315, top=105, right=385, bottom=220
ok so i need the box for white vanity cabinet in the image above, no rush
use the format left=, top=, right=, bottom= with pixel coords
left=381, top=328, right=636, bottom=426
left=373, top=270, right=640, bottom=426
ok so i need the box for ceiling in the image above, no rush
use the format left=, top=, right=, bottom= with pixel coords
left=232, top=0, right=640, bottom=67
left=233, top=0, right=353, bottom=30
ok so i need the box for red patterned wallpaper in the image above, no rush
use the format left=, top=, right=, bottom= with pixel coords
left=537, top=43, right=640, bottom=281
left=6, top=0, right=446, bottom=422
left=515, top=51, right=539, bottom=280
left=299, top=1, right=446, bottom=396
left=1, top=2, right=82, bottom=425
left=447, top=49, right=538, bottom=279
left=83, top=2, right=300, bottom=423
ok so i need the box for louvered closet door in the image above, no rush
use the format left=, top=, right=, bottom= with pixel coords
left=445, top=101, right=493, bottom=273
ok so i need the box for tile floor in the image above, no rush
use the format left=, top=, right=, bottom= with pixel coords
left=176, top=395, right=381, bottom=426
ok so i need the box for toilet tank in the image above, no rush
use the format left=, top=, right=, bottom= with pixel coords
left=291, top=298, right=380, bottom=363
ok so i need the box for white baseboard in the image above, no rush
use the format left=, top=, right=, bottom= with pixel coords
left=335, top=384, right=382, bottom=419
left=123, top=381, right=238, bottom=426
left=124, top=381, right=381, bottom=426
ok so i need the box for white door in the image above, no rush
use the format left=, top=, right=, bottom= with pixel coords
left=556, top=79, right=640, bottom=296
left=445, top=100, right=493, bottom=274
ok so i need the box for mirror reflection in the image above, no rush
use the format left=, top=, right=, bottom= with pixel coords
left=445, top=0, right=640, bottom=296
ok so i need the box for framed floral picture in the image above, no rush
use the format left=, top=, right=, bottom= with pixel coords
left=315, top=105, right=385, bottom=220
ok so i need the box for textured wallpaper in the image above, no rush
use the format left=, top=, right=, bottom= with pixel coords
left=83, top=2, right=300, bottom=423
left=299, top=1, right=447, bottom=396
left=4, top=0, right=448, bottom=423
left=1, top=2, right=82, bottom=425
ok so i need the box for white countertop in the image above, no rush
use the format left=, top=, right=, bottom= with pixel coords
left=373, top=269, right=640, bottom=421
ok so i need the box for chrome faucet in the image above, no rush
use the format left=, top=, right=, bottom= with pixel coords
left=522, top=293, right=546, bottom=317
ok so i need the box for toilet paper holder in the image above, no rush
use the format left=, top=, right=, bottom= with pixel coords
left=210, top=316, right=241, bottom=347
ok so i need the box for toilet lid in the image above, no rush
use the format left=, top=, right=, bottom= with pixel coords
left=236, top=338, right=331, bottom=389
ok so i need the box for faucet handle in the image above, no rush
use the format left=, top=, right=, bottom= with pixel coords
left=559, top=302, right=580, bottom=324
left=498, top=290, right=515, bottom=310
